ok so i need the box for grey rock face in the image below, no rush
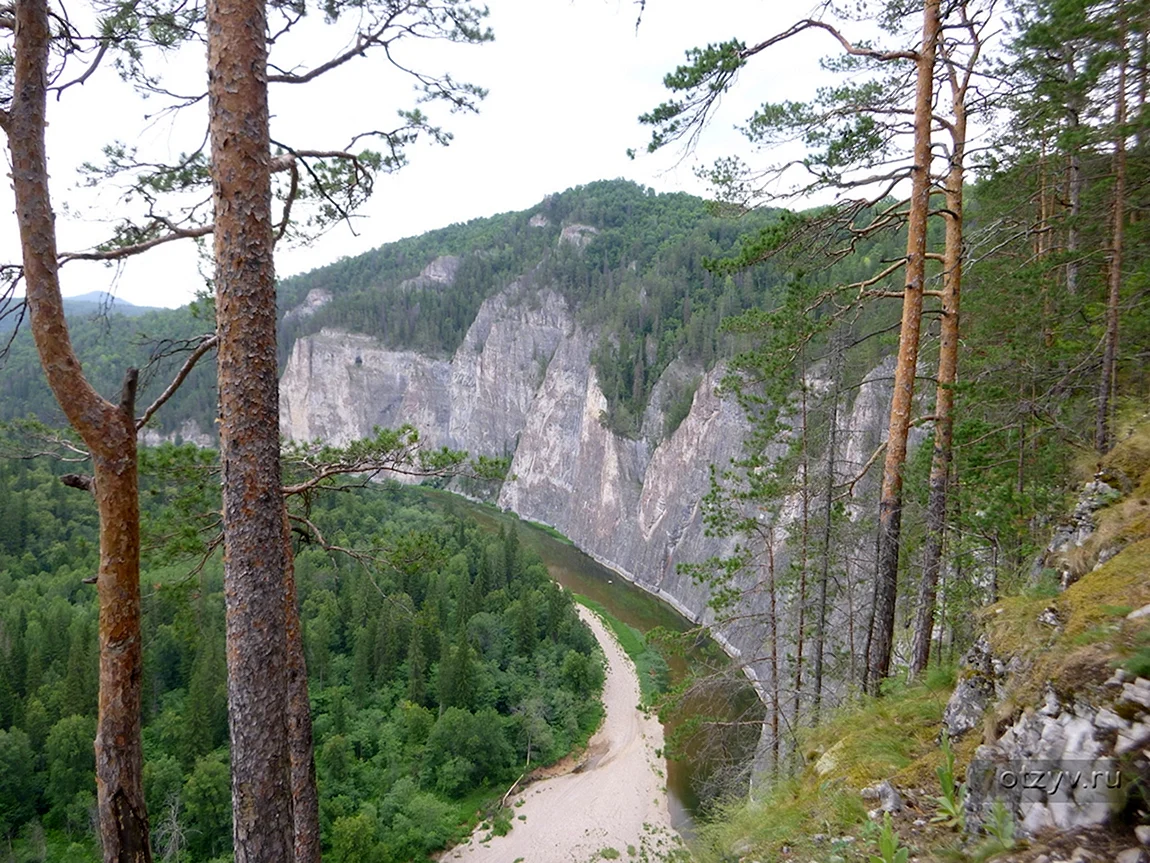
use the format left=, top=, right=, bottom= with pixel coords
left=942, top=636, right=1011, bottom=740
left=399, top=255, right=463, bottom=290
left=138, top=418, right=214, bottom=449
left=284, top=287, right=333, bottom=321
left=279, top=283, right=569, bottom=451
left=558, top=223, right=598, bottom=248
left=965, top=684, right=1150, bottom=837
left=944, top=675, right=995, bottom=741
left=1031, top=478, right=1123, bottom=588
left=279, top=281, right=901, bottom=713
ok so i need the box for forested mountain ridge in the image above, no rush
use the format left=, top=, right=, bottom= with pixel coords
left=0, top=179, right=901, bottom=439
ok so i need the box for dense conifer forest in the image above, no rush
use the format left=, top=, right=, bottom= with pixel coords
left=3, top=0, right=1150, bottom=859
left=0, top=456, right=603, bottom=861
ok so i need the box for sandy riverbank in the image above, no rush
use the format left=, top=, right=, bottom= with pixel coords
left=446, top=605, right=681, bottom=863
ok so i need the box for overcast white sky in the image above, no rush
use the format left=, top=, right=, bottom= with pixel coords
left=1, top=0, right=858, bottom=309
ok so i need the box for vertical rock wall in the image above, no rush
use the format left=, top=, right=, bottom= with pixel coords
left=279, top=282, right=899, bottom=701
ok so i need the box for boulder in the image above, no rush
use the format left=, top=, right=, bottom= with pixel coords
left=861, top=780, right=903, bottom=818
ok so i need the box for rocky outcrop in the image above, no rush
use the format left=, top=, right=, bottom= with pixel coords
left=279, top=281, right=569, bottom=450
left=944, top=637, right=1006, bottom=741
left=400, top=255, right=462, bottom=290
left=279, top=280, right=903, bottom=694
left=284, top=288, right=332, bottom=321
left=965, top=677, right=1150, bottom=835
left=559, top=224, right=598, bottom=249
left=1033, top=478, right=1124, bottom=588
left=138, top=418, right=214, bottom=448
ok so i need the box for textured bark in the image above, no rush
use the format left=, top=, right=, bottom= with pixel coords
left=1097, top=20, right=1127, bottom=454
left=283, top=513, right=321, bottom=863
left=865, top=0, right=940, bottom=693
left=910, top=84, right=966, bottom=676
left=9, top=2, right=152, bottom=860
left=208, top=0, right=295, bottom=855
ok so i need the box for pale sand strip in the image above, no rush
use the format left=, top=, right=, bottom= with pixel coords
left=446, top=606, right=680, bottom=863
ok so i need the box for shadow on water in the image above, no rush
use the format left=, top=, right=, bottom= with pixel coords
left=419, top=489, right=764, bottom=836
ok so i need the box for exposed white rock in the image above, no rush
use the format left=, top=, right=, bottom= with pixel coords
left=966, top=685, right=1136, bottom=837
left=278, top=278, right=908, bottom=743
left=1122, top=679, right=1150, bottom=710
left=284, top=287, right=332, bottom=321
left=400, top=254, right=463, bottom=290
left=279, top=283, right=569, bottom=453
left=529, top=213, right=550, bottom=227
left=861, top=780, right=903, bottom=816
left=138, top=418, right=214, bottom=448
left=559, top=223, right=598, bottom=248
left=814, top=740, right=845, bottom=777
left=1115, top=721, right=1150, bottom=755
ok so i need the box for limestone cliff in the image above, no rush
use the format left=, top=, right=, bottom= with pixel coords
left=279, top=281, right=900, bottom=688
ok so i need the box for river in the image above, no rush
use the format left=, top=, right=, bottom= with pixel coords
left=420, top=489, right=762, bottom=834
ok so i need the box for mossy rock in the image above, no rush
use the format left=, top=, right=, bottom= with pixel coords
left=1060, top=539, right=1150, bottom=640
left=1102, top=425, right=1150, bottom=492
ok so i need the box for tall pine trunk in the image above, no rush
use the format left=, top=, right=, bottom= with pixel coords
left=813, top=334, right=842, bottom=716
left=1097, top=15, right=1127, bottom=454
left=10, top=2, right=151, bottom=859
left=911, top=85, right=966, bottom=676
left=208, top=0, right=296, bottom=854
left=866, top=0, right=941, bottom=693
left=910, top=28, right=971, bottom=676
left=284, top=514, right=321, bottom=863
left=792, top=354, right=809, bottom=726
left=1066, top=52, right=1083, bottom=296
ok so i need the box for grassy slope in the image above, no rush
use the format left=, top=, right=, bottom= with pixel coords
left=574, top=595, right=670, bottom=707
left=693, top=420, right=1150, bottom=863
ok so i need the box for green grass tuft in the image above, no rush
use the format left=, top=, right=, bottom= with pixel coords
left=574, top=595, right=670, bottom=705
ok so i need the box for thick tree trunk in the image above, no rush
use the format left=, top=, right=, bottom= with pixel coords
left=208, top=0, right=295, bottom=855
left=10, top=2, right=151, bottom=860
left=911, top=97, right=966, bottom=676
left=284, top=513, right=321, bottom=863
left=865, top=0, right=941, bottom=694
left=1097, top=23, right=1127, bottom=454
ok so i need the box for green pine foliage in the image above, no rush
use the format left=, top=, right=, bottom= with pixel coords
left=0, top=459, right=604, bottom=862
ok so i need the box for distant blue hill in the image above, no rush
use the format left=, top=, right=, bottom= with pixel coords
left=62, top=291, right=160, bottom=317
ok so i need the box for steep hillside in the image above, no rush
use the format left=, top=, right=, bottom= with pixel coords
left=691, top=421, right=1150, bottom=863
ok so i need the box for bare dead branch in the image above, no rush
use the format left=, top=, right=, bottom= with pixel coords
left=275, top=162, right=300, bottom=244
left=136, top=335, right=219, bottom=430
left=742, top=19, right=917, bottom=64
left=51, top=38, right=109, bottom=98
left=837, top=441, right=886, bottom=499
left=59, top=223, right=213, bottom=264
